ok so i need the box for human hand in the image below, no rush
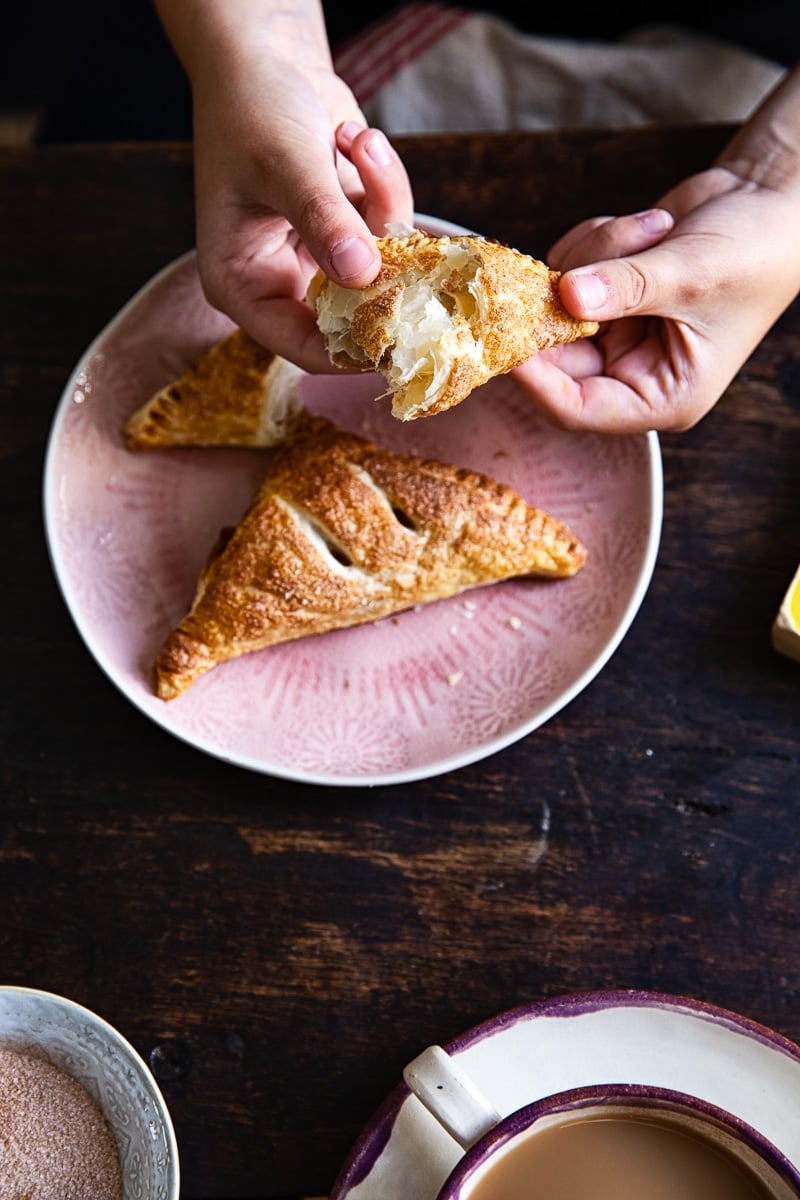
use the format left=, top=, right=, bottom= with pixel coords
left=157, top=1, right=414, bottom=370
left=512, top=67, right=800, bottom=434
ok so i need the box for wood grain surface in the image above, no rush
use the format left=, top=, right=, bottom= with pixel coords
left=2, top=126, right=799, bottom=1198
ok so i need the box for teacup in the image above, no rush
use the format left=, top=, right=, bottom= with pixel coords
left=403, top=1043, right=800, bottom=1200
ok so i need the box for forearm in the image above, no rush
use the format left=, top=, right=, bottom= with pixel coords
left=152, top=0, right=332, bottom=82
left=717, top=63, right=800, bottom=194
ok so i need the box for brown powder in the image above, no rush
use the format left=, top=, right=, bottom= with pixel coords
left=0, top=1048, right=123, bottom=1200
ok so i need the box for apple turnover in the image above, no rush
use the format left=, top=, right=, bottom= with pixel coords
left=124, top=328, right=305, bottom=450
left=155, top=414, right=587, bottom=699
left=308, top=225, right=599, bottom=422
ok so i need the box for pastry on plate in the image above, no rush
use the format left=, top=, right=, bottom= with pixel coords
left=308, top=224, right=599, bottom=422
left=155, top=413, right=588, bottom=699
left=124, top=328, right=305, bottom=450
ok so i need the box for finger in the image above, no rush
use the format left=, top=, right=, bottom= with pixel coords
left=558, top=237, right=689, bottom=325
left=337, top=123, right=415, bottom=233
left=231, top=297, right=341, bottom=373
left=335, top=120, right=359, bottom=156
left=269, top=131, right=383, bottom=289
left=195, top=218, right=320, bottom=321
left=512, top=350, right=668, bottom=434
left=539, top=338, right=606, bottom=378
left=514, top=317, right=717, bottom=433
left=548, top=215, right=614, bottom=265
left=549, top=209, right=674, bottom=271
left=560, top=364, right=712, bottom=432
left=511, top=353, right=618, bottom=431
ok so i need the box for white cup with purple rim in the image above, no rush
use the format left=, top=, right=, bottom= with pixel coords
left=403, top=1043, right=800, bottom=1200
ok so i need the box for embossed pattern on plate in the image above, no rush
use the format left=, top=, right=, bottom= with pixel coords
left=43, top=218, right=662, bottom=785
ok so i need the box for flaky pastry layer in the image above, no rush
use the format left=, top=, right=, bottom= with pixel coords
left=309, top=226, right=598, bottom=421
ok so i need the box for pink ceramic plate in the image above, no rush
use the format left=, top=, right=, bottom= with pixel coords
left=43, top=216, right=662, bottom=786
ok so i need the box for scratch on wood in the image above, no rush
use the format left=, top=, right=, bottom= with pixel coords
left=567, top=755, right=598, bottom=849
left=527, top=800, right=551, bottom=871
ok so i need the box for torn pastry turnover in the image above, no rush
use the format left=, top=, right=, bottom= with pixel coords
left=155, top=414, right=587, bottom=699
left=124, top=329, right=305, bottom=450
left=308, top=225, right=599, bottom=421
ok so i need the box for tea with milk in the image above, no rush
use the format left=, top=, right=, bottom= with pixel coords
left=461, top=1114, right=773, bottom=1200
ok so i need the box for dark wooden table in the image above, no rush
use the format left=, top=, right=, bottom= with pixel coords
left=2, top=126, right=799, bottom=1199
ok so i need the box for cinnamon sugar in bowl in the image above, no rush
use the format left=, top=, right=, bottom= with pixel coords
left=0, top=986, right=179, bottom=1200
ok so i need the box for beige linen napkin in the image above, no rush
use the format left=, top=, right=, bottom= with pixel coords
left=333, top=3, right=785, bottom=133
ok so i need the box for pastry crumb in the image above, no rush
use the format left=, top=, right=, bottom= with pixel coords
left=447, top=670, right=464, bottom=686
left=507, top=616, right=522, bottom=629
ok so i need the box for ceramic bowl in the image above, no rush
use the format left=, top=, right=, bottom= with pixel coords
left=0, top=985, right=179, bottom=1199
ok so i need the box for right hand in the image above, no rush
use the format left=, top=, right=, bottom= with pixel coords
left=157, top=0, right=414, bottom=368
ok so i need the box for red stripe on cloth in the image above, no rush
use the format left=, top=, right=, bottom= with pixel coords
left=334, top=5, right=434, bottom=77
left=333, top=4, right=461, bottom=75
left=335, top=5, right=469, bottom=105
left=352, top=9, right=469, bottom=103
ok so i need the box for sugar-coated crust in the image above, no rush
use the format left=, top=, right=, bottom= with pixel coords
left=310, top=229, right=599, bottom=420
left=155, top=414, right=587, bottom=699
left=124, top=329, right=304, bottom=449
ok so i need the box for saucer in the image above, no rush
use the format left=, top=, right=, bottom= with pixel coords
left=331, top=991, right=800, bottom=1200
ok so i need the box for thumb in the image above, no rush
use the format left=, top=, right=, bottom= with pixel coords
left=559, top=241, right=682, bottom=323
left=277, top=158, right=381, bottom=288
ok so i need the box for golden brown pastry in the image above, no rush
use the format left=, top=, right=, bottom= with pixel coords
left=124, top=328, right=305, bottom=450
left=155, top=414, right=587, bottom=699
left=308, top=225, right=599, bottom=421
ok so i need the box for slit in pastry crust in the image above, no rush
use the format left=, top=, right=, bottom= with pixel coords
left=308, top=225, right=599, bottom=422
left=155, top=413, right=588, bottom=700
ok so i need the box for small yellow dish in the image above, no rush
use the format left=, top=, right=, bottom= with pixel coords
left=772, top=563, right=800, bottom=663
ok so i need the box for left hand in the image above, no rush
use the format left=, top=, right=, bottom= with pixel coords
left=511, top=67, right=800, bottom=434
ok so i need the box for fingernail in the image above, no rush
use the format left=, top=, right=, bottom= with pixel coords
left=637, top=207, right=673, bottom=235
left=338, top=120, right=363, bottom=143
left=330, top=236, right=375, bottom=280
left=364, top=131, right=393, bottom=166
left=570, top=271, right=608, bottom=313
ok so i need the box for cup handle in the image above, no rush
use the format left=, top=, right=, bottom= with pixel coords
left=402, top=1044, right=503, bottom=1150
